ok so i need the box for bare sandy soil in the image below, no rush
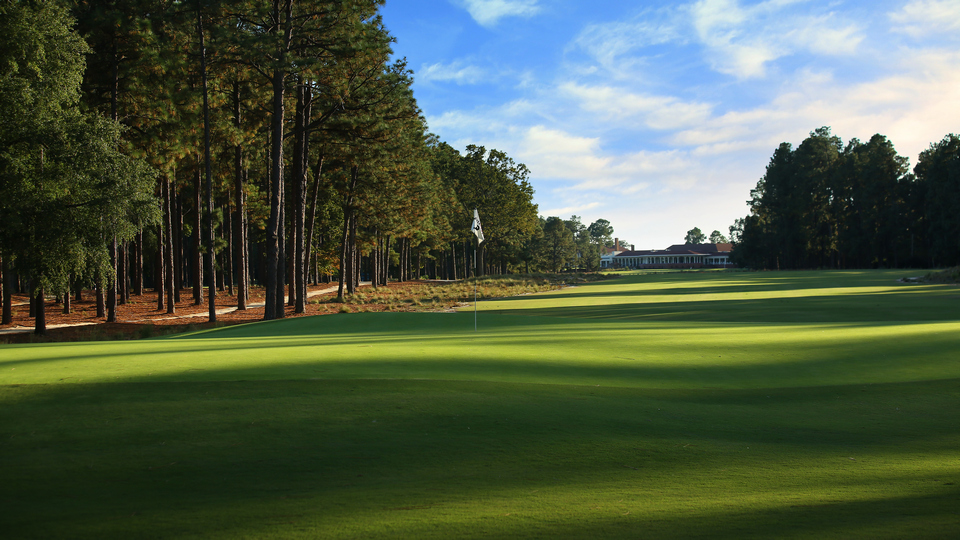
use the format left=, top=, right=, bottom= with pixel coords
left=0, top=281, right=404, bottom=343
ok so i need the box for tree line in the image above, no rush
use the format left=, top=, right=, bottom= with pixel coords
left=0, top=0, right=618, bottom=334
left=683, top=227, right=727, bottom=246
left=731, top=127, right=960, bottom=270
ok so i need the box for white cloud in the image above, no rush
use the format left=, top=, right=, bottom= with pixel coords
left=889, top=0, right=960, bottom=38
left=508, top=125, right=704, bottom=198
left=457, top=0, right=541, bottom=27
left=560, top=83, right=714, bottom=130
left=418, top=61, right=486, bottom=84
left=516, top=126, right=612, bottom=182
left=669, top=48, right=960, bottom=162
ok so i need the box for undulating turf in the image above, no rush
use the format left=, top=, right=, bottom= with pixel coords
left=1, top=270, right=958, bottom=538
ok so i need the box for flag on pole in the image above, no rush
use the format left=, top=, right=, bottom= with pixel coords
left=471, top=209, right=485, bottom=244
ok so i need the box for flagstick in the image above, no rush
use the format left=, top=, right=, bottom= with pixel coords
left=474, top=246, right=478, bottom=332
left=470, top=209, right=483, bottom=333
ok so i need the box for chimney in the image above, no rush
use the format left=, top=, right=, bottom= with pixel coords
left=615, top=238, right=620, bottom=251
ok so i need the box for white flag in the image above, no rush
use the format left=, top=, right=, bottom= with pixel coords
left=470, top=209, right=485, bottom=244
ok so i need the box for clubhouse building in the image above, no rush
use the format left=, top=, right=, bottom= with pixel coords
left=601, top=242, right=734, bottom=269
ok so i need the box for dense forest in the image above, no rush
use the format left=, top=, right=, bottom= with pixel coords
left=0, top=1, right=618, bottom=334
left=731, top=127, right=960, bottom=270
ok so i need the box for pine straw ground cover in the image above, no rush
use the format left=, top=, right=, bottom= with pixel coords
left=1, top=269, right=958, bottom=539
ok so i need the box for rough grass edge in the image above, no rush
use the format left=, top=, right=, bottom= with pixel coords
left=918, top=266, right=960, bottom=284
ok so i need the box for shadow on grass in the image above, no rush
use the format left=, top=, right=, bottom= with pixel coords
left=1, top=378, right=958, bottom=538
left=519, top=269, right=949, bottom=305
left=1, top=311, right=959, bottom=392
left=487, top=290, right=960, bottom=323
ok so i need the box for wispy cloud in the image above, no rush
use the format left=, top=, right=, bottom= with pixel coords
left=418, top=61, right=486, bottom=84
left=457, top=0, right=541, bottom=27
left=889, top=0, right=960, bottom=38
left=540, top=201, right=601, bottom=216
left=560, top=83, right=714, bottom=130
left=572, top=9, right=685, bottom=70
left=689, top=0, right=864, bottom=78
left=571, top=0, right=864, bottom=80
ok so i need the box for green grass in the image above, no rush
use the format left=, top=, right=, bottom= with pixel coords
left=2, top=269, right=959, bottom=538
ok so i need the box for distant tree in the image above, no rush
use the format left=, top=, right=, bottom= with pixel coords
left=915, top=134, right=960, bottom=267
left=684, top=227, right=706, bottom=245
left=791, top=126, right=842, bottom=268
left=543, top=216, right=575, bottom=272
left=564, top=215, right=588, bottom=269
left=834, top=134, right=911, bottom=268
left=728, top=218, right=744, bottom=244
left=587, top=218, right=613, bottom=269
left=587, top=219, right=612, bottom=242
left=732, top=127, right=918, bottom=269
left=709, top=230, right=728, bottom=244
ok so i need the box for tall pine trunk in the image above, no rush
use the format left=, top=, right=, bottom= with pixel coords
left=156, top=221, right=165, bottom=311
left=225, top=200, right=233, bottom=296
left=63, top=275, right=72, bottom=314
left=349, top=216, right=359, bottom=293
left=164, top=175, right=176, bottom=314
left=337, top=213, right=350, bottom=299
left=292, top=81, right=311, bottom=313
left=276, top=180, right=286, bottom=318
left=265, top=69, right=285, bottom=319
left=337, top=166, right=359, bottom=299
left=173, top=182, right=183, bottom=303
left=95, top=276, right=105, bottom=318
left=107, top=238, right=118, bottom=322
left=264, top=0, right=293, bottom=320
left=384, top=235, right=392, bottom=285
left=118, top=242, right=127, bottom=304
left=193, top=159, right=203, bottom=305
left=287, top=211, right=294, bottom=307
left=370, top=232, right=379, bottom=290
left=451, top=242, right=458, bottom=281
left=34, top=288, right=45, bottom=335
left=133, top=230, right=143, bottom=296
left=232, top=81, right=248, bottom=310
left=196, top=5, right=216, bottom=322
left=304, top=154, right=323, bottom=291
left=104, top=41, right=120, bottom=323
left=2, top=256, right=12, bottom=325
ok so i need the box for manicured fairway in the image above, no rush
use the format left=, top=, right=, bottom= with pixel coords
left=2, top=270, right=959, bottom=538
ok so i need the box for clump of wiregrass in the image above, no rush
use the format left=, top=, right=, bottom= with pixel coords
left=323, top=273, right=610, bottom=313
left=921, top=266, right=960, bottom=284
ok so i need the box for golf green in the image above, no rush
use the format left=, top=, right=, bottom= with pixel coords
left=1, top=270, right=958, bottom=538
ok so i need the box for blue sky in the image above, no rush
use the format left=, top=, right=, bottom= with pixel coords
left=380, top=0, right=960, bottom=249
